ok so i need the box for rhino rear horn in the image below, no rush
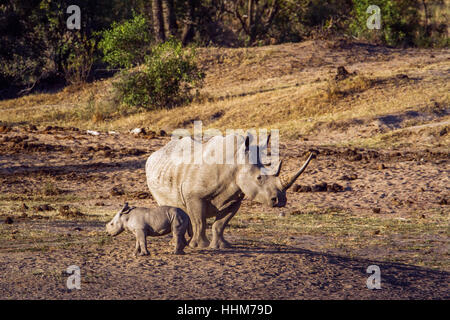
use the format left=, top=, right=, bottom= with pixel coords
left=280, top=153, right=315, bottom=190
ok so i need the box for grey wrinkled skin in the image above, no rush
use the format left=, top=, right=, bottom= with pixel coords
left=145, top=133, right=313, bottom=250
left=106, top=205, right=191, bottom=256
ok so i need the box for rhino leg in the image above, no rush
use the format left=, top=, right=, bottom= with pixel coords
left=187, top=199, right=210, bottom=248
left=180, top=221, right=192, bottom=247
left=135, top=229, right=149, bottom=256
left=170, top=235, right=187, bottom=247
left=134, top=239, right=140, bottom=256
left=210, top=202, right=240, bottom=249
left=173, top=234, right=186, bottom=255
left=171, top=213, right=188, bottom=254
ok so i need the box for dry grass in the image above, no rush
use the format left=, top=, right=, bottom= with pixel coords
left=344, top=121, right=450, bottom=149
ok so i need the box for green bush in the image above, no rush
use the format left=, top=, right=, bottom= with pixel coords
left=350, top=0, right=421, bottom=46
left=98, top=14, right=152, bottom=68
left=62, top=34, right=96, bottom=84
left=272, top=0, right=353, bottom=42
left=114, top=39, right=204, bottom=110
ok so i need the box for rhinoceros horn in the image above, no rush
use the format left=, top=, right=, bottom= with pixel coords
left=280, top=152, right=315, bottom=190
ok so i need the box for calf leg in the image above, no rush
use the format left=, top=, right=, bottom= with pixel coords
left=180, top=220, right=192, bottom=247
left=135, top=229, right=149, bottom=256
left=171, top=213, right=188, bottom=254
left=173, top=234, right=186, bottom=255
left=134, top=239, right=140, bottom=256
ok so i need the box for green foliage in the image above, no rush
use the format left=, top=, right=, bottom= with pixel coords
left=113, top=39, right=204, bottom=110
left=1, top=0, right=447, bottom=98
left=269, top=0, right=353, bottom=43
left=0, top=0, right=48, bottom=88
left=62, top=34, right=96, bottom=84
left=98, top=14, right=152, bottom=69
left=350, top=0, right=421, bottom=46
left=0, top=0, right=147, bottom=93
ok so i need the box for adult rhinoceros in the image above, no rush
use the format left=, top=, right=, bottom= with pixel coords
left=145, top=133, right=313, bottom=249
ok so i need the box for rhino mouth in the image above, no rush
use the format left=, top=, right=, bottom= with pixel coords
left=272, top=193, right=287, bottom=207
left=274, top=200, right=286, bottom=208
left=106, top=224, right=122, bottom=236
left=268, top=192, right=287, bottom=208
left=107, top=230, right=120, bottom=236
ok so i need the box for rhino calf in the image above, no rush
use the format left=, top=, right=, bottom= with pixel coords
left=106, top=203, right=191, bottom=255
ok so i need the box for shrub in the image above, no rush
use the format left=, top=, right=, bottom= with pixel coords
left=98, top=14, right=152, bottom=69
left=62, top=34, right=96, bottom=85
left=113, top=38, right=204, bottom=110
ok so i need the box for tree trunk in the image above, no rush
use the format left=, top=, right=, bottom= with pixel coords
left=247, top=0, right=254, bottom=40
left=181, top=0, right=195, bottom=45
left=152, top=0, right=165, bottom=42
left=422, top=0, right=430, bottom=37
left=162, top=0, right=177, bottom=38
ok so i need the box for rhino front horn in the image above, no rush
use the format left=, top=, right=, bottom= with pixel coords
left=280, top=152, right=315, bottom=190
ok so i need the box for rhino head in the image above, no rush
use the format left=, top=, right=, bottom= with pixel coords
left=106, top=203, right=134, bottom=236
left=235, top=135, right=314, bottom=208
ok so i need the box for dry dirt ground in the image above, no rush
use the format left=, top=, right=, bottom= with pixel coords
left=0, top=126, right=448, bottom=299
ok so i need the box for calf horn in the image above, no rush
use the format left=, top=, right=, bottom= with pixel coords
left=280, top=153, right=315, bottom=190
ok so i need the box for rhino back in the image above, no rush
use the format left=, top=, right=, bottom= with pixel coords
left=146, top=135, right=242, bottom=208
left=126, top=207, right=172, bottom=236
left=146, top=139, right=187, bottom=208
